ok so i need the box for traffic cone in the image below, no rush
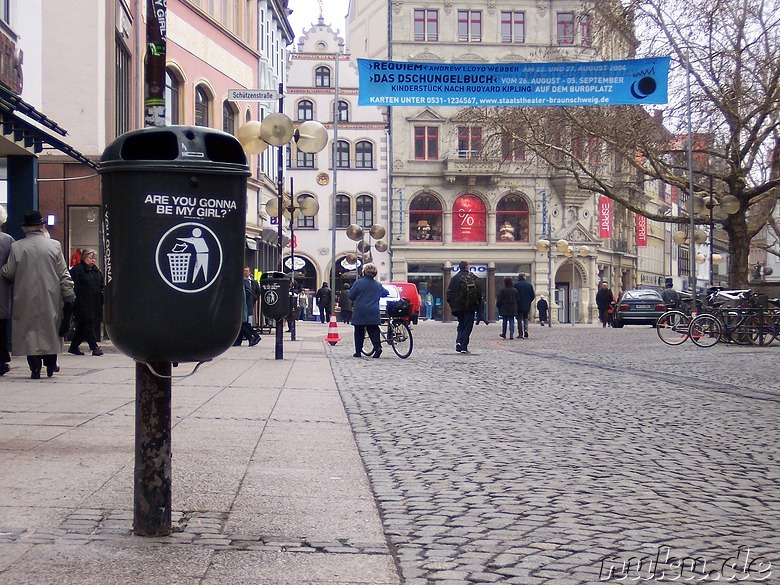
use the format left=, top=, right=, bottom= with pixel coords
left=325, top=315, right=342, bottom=346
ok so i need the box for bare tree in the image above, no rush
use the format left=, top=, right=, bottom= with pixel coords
left=458, top=0, right=780, bottom=287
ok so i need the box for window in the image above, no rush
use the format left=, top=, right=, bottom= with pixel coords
left=115, top=37, right=131, bottom=137
left=457, top=126, right=482, bottom=158
left=297, top=99, right=314, bottom=121
left=195, top=86, right=210, bottom=127
left=296, top=149, right=315, bottom=168
left=296, top=194, right=317, bottom=228
left=315, top=66, right=331, bottom=88
left=500, top=11, right=525, bottom=43
left=164, top=69, right=181, bottom=125
left=414, top=126, right=439, bottom=160
left=501, top=135, right=525, bottom=162
left=588, top=137, right=601, bottom=164
left=581, top=14, right=592, bottom=46
left=356, top=195, right=374, bottom=228
left=335, top=140, right=350, bottom=168
left=409, top=194, right=442, bottom=241
left=452, top=194, right=487, bottom=242
left=1, top=0, right=9, bottom=23
left=336, top=100, right=349, bottom=122
left=413, top=9, right=438, bottom=41
left=557, top=12, right=575, bottom=44
left=458, top=11, right=482, bottom=42
left=335, top=194, right=351, bottom=228
left=355, top=141, right=373, bottom=168
left=222, top=101, right=236, bottom=135
left=496, top=194, right=530, bottom=242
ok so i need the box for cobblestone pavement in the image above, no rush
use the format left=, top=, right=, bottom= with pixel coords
left=328, top=320, right=780, bottom=584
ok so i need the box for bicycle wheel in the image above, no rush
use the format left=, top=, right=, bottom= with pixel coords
left=689, top=314, right=722, bottom=347
left=744, top=315, right=775, bottom=346
left=389, top=321, right=413, bottom=359
left=656, top=310, right=690, bottom=345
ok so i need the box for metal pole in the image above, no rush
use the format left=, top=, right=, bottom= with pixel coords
left=547, top=199, right=553, bottom=328
left=330, top=49, right=340, bottom=316
left=289, top=177, right=296, bottom=341
left=709, top=175, right=714, bottom=287
left=134, top=0, right=171, bottom=537
left=275, top=82, right=284, bottom=359
left=133, top=361, right=171, bottom=536
left=685, top=53, right=697, bottom=314
left=571, top=258, right=575, bottom=326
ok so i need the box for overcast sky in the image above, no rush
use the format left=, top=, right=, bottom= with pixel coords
left=288, top=0, right=350, bottom=41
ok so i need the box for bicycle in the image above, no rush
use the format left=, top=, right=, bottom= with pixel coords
left=656, top=309, right=692, bottom=345
left=360, top=299, right=414, bottom=359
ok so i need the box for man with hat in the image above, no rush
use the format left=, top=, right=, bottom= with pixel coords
left=1, top=210, right=75, bottom=379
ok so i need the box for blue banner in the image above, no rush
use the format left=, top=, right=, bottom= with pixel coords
left=358, top=57, right=669, bottom=107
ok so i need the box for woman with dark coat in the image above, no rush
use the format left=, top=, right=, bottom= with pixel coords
left=496, top=277, right=519, bottom=339
left=347, top=263, right=388, bottom=358
left=338, top=282, right=353, bottom=324
left=68, top=249, right=104, bottom=356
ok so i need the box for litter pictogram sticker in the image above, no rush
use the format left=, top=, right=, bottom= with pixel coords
left=155, top=222, right=223, bottom=293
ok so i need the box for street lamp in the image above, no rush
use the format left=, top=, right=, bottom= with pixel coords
left=345, top=223, right=388, bottom=277
left=236, top=84, right=328, bottom=359
left=267, top=186, right=320, bottom=341
left=535, top=238, right=591, bottom=325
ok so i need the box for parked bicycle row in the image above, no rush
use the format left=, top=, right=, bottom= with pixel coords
left=657, top=288, right=780, bottom=347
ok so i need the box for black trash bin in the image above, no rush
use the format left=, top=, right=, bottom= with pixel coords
left=260, top=272, right=290, bottom=320
left=99, top=125, right=250, bottom=362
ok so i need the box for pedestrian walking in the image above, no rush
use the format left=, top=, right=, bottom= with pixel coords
left=513, top=272, right=535, bottom=338
left=661, top=282, right=681, bottom=309
left=315, top=282, right=332, bottom=324
left=297, top=289, right=308, bottom=321
left=348, top=263, right=388, bottom=358
left=596, top=282, right=614, bottom=328
left=446, top=260, right=483, bottom=353
left=338, top=282, right=353, bottom=324
left=496, top=277, right=519, bottom=339
left=0, top=206, right=13, bottom=376
left=424, top=291, right=434, bottom=320
left=536, top=296, right=549, bottom=326
left=234, top=266, right=260, bottom=346
left=67, top=249, right=104, bottom=356
left=0, top=210, right=75, bottom=379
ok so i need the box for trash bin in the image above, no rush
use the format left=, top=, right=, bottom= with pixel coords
left=260, top=272, right=289, bottom=320
left=99, top=125, right=250, bottom=362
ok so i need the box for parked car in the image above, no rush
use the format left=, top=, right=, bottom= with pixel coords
left=379, top=282, right=420, bottom=324
left=612, top=289, right=667, bottom=327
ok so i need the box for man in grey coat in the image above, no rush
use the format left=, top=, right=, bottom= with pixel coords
left=0, top=206, right=13, bottom=376
left=1, top=210, right=75, bottom=379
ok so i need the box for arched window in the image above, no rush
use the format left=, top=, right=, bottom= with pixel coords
left=336, top=99, right=349, bottom=122
left=356, top=195, right=374, bottom=227
left=355, top=141, right=373, bottom=168
left=164, top=68, right=181, bottom=125
left=297, top=99, right=314, bottom=121
left=315, top=66, right=331, bottom=88
left=335, top=194, right=351, bottom=228
left=222, top=100, right=237, bottom=135
left=195, top=85, right=211, bottom=127
left=496, top=193, right=530, bottom=242
left=335, top=140, right=350, bottom=168
left=296, top=194, right=317, bottom=228
left=452, top=194, right=486, bottom=242
left=409, top=193, right=442, bottom=242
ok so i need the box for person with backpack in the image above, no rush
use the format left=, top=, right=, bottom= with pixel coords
left=446, top=260, right=483, bottom=353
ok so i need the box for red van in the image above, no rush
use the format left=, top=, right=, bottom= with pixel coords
left=380, top=282, right=421, bottom=324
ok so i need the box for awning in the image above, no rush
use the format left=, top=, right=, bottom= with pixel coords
left=0, top=84, right=98, bottom=169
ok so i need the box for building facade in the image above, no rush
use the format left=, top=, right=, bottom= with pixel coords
left=286, top=16, right=389, bottom=302
left=347, top=0, right=658, bottom=323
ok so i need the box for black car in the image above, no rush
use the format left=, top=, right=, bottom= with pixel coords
left=612, top=289, right=667, bottom=327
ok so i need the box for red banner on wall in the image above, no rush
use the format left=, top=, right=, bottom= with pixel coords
left=599, top=197, right=612, bottom=238
left=636, top=214, right=647, bottom=247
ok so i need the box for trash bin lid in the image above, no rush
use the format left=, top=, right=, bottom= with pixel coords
left=99, top=125, right=249, bottom=175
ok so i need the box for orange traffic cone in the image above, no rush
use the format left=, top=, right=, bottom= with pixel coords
left=325, top=315, right=342, bottom=346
